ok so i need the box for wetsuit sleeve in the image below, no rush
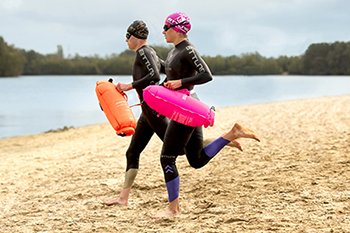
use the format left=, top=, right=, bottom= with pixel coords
left=159, top=58, right=166, bottom=74
left=132, top=48, right=161, bottom=89
left=181, top=46, right=213, bottom=86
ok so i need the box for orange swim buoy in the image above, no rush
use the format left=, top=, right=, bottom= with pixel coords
left=95, top=79, right=137, bottom=136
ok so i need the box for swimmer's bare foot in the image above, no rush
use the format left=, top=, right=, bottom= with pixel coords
left=102, top=196, right=128, bottom=206
left=227, top=140, right=243, bottom=151
left=102, top=187, right=131, bottom=206
left=151, top=198, right=181, bottom=219
left=223, top=123, right=260, bottom=142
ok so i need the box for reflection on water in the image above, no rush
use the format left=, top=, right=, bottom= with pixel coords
left=1, top=75, right=350, bottom=138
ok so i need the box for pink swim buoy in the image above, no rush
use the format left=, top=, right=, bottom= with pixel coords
left=143, top=85, right=215, bottom=128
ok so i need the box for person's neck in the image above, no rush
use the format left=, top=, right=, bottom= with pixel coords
left=134, top=40, right=147, bottom=51
left=173, top=37, right=187, bottom=46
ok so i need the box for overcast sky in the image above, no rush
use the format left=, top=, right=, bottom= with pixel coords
left=1, top=0, right=349, bottom=58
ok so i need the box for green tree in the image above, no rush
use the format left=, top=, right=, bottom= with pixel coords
left=327, top=42, right=350, bottom=75
left=21, top=49, right=45, bottom=75
left=0, top=36, right=26, bottom=77
left=288, top=56, right=303, bottom=75
left=303, top=43, right=331, bottom=75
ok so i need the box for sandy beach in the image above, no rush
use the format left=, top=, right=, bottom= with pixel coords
left=1, top=95, right=350, bottom=232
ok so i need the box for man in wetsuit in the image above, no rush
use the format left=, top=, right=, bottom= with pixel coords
left=103, top=20, right=170, bottom=206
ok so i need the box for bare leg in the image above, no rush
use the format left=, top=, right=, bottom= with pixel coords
left=222, top=123, right=260, bottom=142
left=151, top=198, right=181, bottom=219
left=102, top=187, right=131, bottom=206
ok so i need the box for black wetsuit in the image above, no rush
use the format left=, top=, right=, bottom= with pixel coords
left=124, top=45, right=169, bottom=186
left=160, top=40, right=224, bottom=202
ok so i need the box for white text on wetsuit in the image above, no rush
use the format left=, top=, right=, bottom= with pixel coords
left=139, top=49, right=155, bottom=77
left=186, top=46, right=205, bottom=73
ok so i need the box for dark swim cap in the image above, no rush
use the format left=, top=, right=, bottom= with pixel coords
left=127, top=20, right=148, bottom=39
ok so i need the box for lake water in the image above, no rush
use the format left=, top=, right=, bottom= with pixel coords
left=1, top=75, right=350, bottom=139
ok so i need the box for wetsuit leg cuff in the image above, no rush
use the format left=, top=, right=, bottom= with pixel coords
left=166, top=176, right=180, bottom=203
left=203, top=137, right=230, bottom=158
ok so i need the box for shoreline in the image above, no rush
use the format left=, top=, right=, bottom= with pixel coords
left=1, top=95, right=350, bottom=232
left=1, top=93, right=348, bottom=141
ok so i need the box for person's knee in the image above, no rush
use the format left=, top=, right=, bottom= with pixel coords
left=160, top=155, right=176, bottom=168
left=160, top=155, right=179, bottom=181
left=187, top=160, right=201, bottom=169
left=160, top=155, right=173, bottom=166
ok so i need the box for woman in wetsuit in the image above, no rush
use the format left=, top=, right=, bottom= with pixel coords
left=103, top=20, right=170, bottom=206
left=151, top=13, right=260, bottom=219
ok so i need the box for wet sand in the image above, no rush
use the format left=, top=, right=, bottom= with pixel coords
left=1, top=95, right=350, bottom=232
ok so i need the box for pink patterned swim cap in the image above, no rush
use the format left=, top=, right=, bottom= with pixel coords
left=165, top=12, right=191, bottom=34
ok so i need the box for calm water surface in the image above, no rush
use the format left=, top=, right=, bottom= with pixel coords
left=1, top=75, right=349, bottom=139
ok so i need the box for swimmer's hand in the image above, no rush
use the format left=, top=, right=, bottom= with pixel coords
left=164, top=80, right=182, bottom=90
left=116, top=83, right=133, bottom=92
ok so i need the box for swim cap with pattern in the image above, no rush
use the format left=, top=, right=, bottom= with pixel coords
left=165, top=12, right=191, bottom=35
left=127, top=20, right=148, bottom=39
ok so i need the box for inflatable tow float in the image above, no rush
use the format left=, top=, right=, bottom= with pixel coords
left=95, top=79, right=137, bottom=136
left=143, top=85, right=215, bottom=128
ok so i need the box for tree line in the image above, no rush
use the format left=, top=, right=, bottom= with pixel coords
left=0, top=37, right=26, bottom=77
left=1, top=36, right=350, bottom=77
